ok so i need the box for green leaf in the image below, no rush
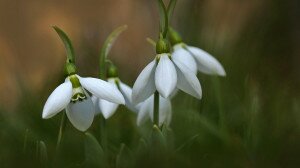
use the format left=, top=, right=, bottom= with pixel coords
left=116, top=143, right=134, bottom=168
left=167, top=0, right=178, bottom=20
left=84, top=132, right=106, bottom=168
left=197, top=114, right=229, bottom=143
left=99, top=25, right=127, bottom=79
left=38, top=141, right=48, bottom=168
left=150, top=125, right=167, bottom=151
left=135, top=138, right=148, bottom=155
left=175, top=134, right=199, bottom=152
left=52, top=26, right=75, bottom=63
left=148, top=125, right=168, bottom=166
left=22, top=129, right=29, bottom=153
left=161, top=124, right=175, bottom=150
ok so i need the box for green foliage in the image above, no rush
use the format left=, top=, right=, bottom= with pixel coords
left=84, top=132, right=106, bottom=168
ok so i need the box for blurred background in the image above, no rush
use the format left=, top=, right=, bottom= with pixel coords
left=0, top=0, right=300, bottom=167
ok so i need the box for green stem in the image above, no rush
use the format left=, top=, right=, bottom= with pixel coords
left=99, top=53, right=106, bottom=80
left=157, top=0, right=169, bottom=38
left=153, top=91, right=160, bottom=126
left=56, top=112, right=66, bottom=152
left=212, top=77, right=225, bottom=131
left=100, top=115, right=108, bottom=151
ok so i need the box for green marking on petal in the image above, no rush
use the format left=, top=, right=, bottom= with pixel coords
left=68, top=75, right=87, bottom=103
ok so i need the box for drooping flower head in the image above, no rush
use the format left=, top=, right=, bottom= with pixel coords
left=132, top=37, right=202, bottom=104
left=42, top=27, right=125, bottom=131
left=169, top=27, right=226, bottom=76
left=92, top=64, right=137, bottom=119
left=43, top=63, right=125, bottom=131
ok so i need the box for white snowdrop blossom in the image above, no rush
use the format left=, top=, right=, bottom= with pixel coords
left=92, top=77, right=138, bottom=119
left=168, top=27, right=226, bottom=76
left=136, top=95, right=172, bottom=126
left=172, top=43, right=226, bottom=76
left=42, top=74, right=125, bottom=131
left=132, top=53, right=202, bottom=104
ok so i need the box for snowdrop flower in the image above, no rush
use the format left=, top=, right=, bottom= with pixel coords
left=132, top=38, right=202, bottom=104
left=169, top=27, right=226, bottom=76
left=92, top=77, right=138, bottom=119
left=42, top=64, right=125, bottom=131
left=137, top=95, right=172, bottom=126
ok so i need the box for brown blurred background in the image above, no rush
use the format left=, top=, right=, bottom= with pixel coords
left=0, top=0, right=299, bottom=110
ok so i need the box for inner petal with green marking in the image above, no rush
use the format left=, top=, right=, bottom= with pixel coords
left=69, top=75, right=87, bottom=103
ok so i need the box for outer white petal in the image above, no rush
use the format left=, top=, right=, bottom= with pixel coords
left=149, top=96, right=172, bottom=126
left=173, top=58, right=202, bottom=99
left=66, top=97, right=95, bottom=131
left=132, top=61, right=156, bottom=104
left=99, top=99, right=119, bottom=119
left=91, top=96, right=101, bottom=116
left=136, top=96, right=152, bottom=126
left=119, top=82, right=139, bottom=112
left=187, top=46, right=226, bottom=76
left=79, top=77, right=125, bottom=104
left=42, top=82, right=72, bottom=119
left=155, top=54, right=177, bottom=98
left=172, top=45, right=197, bottom=74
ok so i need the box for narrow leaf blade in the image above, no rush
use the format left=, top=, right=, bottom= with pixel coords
left=84, top=132, right=106, bottom=168
left=116, top=143, right=134, bottom=168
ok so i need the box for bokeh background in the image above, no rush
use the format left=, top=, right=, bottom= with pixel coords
left=0, top=0, right=300, bottom=167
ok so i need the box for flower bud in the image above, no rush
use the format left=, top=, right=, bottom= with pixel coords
left=168, top=27, right=182, bottom=46
left=156, top=38, right=170, bottom=54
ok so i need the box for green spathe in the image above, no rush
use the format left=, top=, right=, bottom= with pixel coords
left=64, top=62, right=76, bottom=76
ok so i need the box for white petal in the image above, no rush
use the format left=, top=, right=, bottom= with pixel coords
left=66, top=97, right=95, bottom=131
left=119, top=82, right=139, bottom=112
left=173, top=58, right=202, bottom=99
left=187, top=46, right=226, bottom=76
left=79, top=77, right=125, bottom=104
left=149, top=96, right=172, bottom=126
left=91, top=96, right=101, bottom=116
left=99, top=99, right=119, bottom=119
left=132, top=61, right=156, bottom=104
left=42, top=82, right=72, bottom=119
left=155, top=54, right=177, bottom=98
left=161, top=98, right=172, bottom=126
left=172, top=46, right=197, bottom=74
left=136, top=96, right=152, bottom=126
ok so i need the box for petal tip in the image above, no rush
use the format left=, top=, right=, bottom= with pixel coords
left=42, top=112, right=48, bottom=119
